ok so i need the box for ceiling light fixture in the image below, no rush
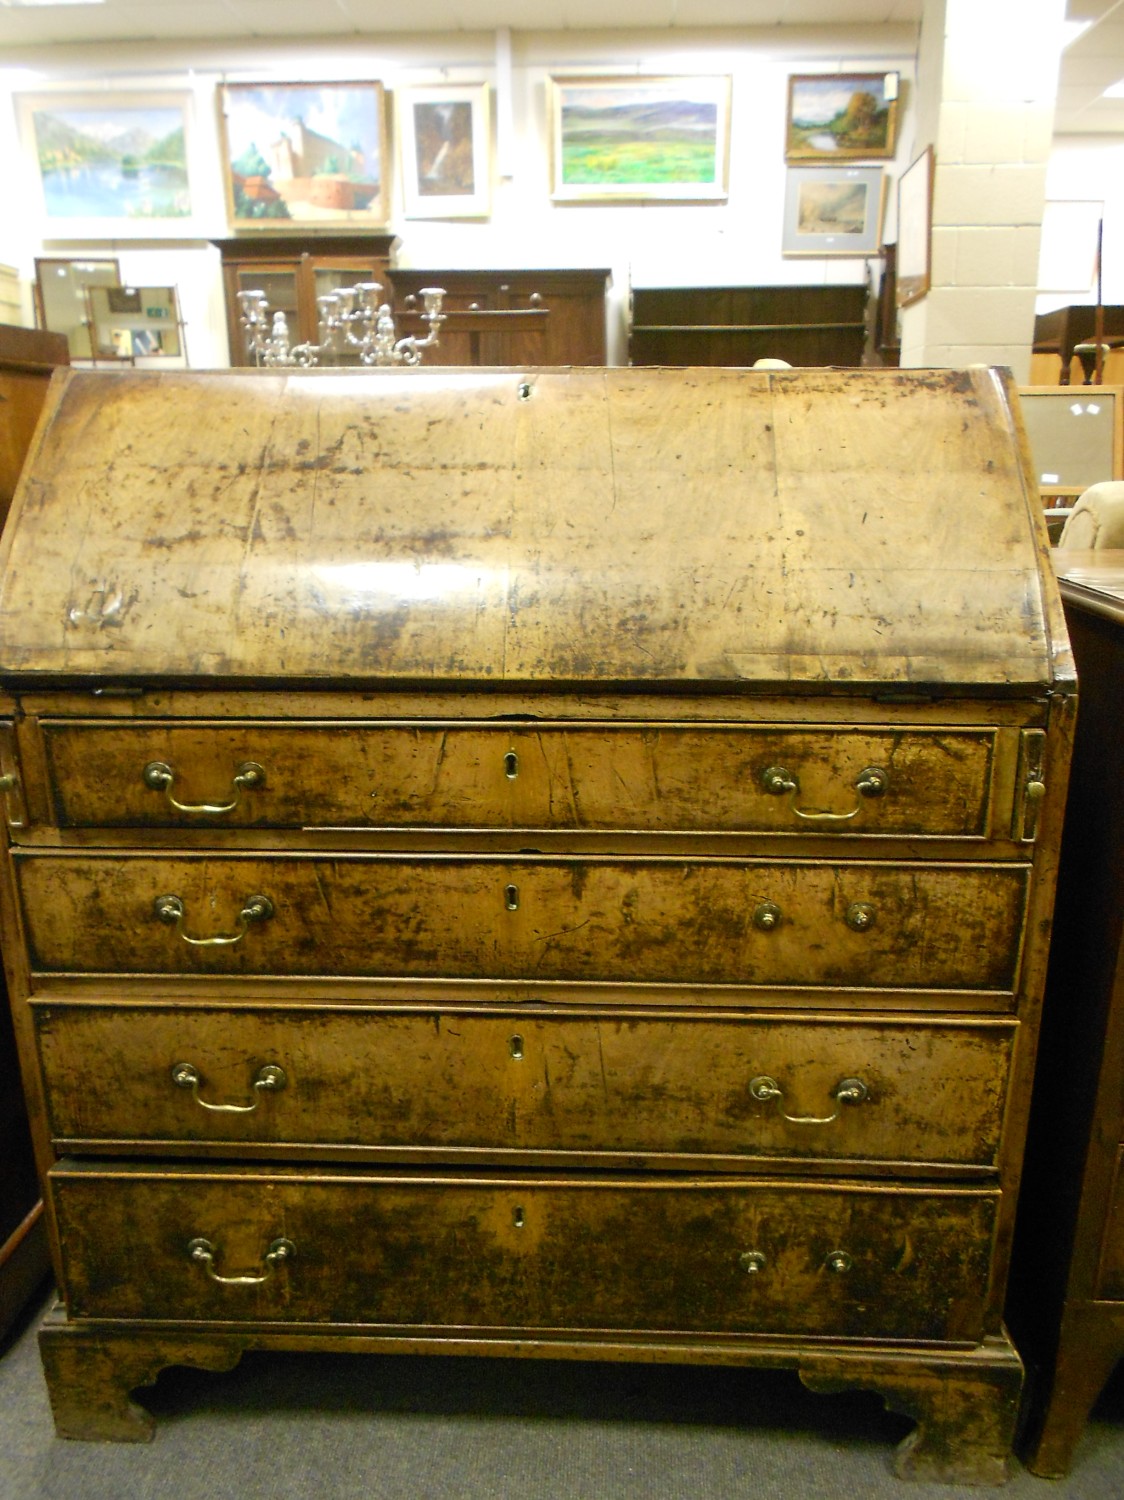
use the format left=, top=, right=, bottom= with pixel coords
left=0, top=1, right=107, bottom=9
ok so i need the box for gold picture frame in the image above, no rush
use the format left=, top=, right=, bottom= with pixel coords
left=786, top=73, right=900, bottom=162
left=220, top=81, right=389, bottom=230
left=896, top=146, right=934, bottom=308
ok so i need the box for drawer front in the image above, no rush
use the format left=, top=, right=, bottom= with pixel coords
left=17, top=853, right=1029, bottom=993
left=40, top=720, right=997, bottom=837
left=51, top=1166, right=998, bottom=1343
left=35, top=1004, right=1015, bottom=1171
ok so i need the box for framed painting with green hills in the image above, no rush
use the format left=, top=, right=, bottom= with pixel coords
left=785, top=73, right=900, bottom=162
left=550, top=76, right=730, bottom=201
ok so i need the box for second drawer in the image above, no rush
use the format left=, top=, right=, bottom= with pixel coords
left=16, top=852, right=1030, bottom=995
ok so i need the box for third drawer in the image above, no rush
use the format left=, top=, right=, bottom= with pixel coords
left=34, top=1003, right=1017, bottom=1174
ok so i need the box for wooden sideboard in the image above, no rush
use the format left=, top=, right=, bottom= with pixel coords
left=387, top=269, right=611, bottom=366
left=1012, top=551, right=1124, bottom=1475
left=628, top=285, right=868, bottom=367
left=0, top=320, right=67, bottom=1340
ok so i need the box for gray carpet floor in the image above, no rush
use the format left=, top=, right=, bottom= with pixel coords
left=2, top=1286, right=1122, bottom=1500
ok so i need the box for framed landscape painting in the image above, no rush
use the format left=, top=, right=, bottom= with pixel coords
left=398, top=83, right=490, bottom=219
left=220, top=81, right=389, bottom=229
left=549, top=75, right=731, bottom=201
left=782, top=166, right=885, bottom=257
left=18, top=92, right=195, bottom=237
left=785, top=73, right=899, bottom=162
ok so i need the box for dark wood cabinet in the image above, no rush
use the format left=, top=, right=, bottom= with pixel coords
left=214, top=236, right=399, bottom=367
left=1011, top=552, right=1124, bottom=1476
left=387, top=269, right=610, bottom=366
left=0, top=322, right=65, bottom=1339
left=629, top=284, right=868, bottom=367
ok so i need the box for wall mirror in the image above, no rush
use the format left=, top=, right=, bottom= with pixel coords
left=35, top=257, right=120, bottom=359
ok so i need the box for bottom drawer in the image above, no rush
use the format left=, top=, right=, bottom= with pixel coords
left=51, top=1162, right=998, bottom=1345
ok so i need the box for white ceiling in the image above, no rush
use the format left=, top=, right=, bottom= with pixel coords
left=0, top=0, right=1121, bottom=132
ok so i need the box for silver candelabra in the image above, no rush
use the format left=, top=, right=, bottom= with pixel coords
left=237, top=282, right=446, bottom=368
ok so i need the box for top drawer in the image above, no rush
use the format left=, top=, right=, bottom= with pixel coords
left=38, top=720, right=998, bottom=838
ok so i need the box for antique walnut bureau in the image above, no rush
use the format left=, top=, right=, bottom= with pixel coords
left=0, top=365, right=1073, bottom=1483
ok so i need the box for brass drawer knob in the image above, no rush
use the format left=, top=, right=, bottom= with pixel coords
left=154, top=892, right=274, bottom=946
left=752, top=900, right=782, bottom=931
left=172, top=1061, right=286, bottom=1113
left=143, top=759, right=265, bottom=816
left=824, top=1250, right=854, bottom=1274
left=761, top=763, right=888, bottom=823
left=188, top=1236, right=295, bottom=1286
left=749, top=1074, right=869, bottom=1125
left=844, top=901, right=875, bottom=932
left=739, top=1251, right=767, bottom=1275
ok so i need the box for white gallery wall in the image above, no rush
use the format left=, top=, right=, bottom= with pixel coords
left=0, top=26, right=916, bottom=366
left=0, top=24, right=1119, bottom=367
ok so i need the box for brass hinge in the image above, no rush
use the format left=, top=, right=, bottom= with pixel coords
left=0, top=721, right=26, bottom=830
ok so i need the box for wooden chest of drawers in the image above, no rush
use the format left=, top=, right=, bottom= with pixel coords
left=0, top=366, right=1073, bottom=1482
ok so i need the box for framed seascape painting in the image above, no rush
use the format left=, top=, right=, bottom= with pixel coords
left=18, top=92, right=195, bottom=237
left=398, top=83, right=490, bottom=219
left=785, top=73, right=900, bottom=162
left=220, top=81, right=389, bottom=229
left=782, top=166, right=885, bottom=257
left=549, top=75, right=731, bottom=202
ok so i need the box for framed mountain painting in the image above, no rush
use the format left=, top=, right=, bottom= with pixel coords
left=549, top=75, right=730, bottom=201
left=19, top=92, right=196, bottom=237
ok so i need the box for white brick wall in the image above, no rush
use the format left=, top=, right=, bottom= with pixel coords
left=901, top=0, right=1065, bottom=376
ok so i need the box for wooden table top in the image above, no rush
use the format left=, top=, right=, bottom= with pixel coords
left=1052, top=549, right=1124, bottom=623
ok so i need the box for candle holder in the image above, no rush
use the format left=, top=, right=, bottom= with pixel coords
left=237, top=283, right=445, bottom=368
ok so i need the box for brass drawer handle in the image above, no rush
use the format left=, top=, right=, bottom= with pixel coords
left=761, top=764, right=888, bottom=823
left=739, top=1250, right=767, bottom=1274
left=187, top=1236, right=295, bottom=1286
left=825, top=1250, right=854, bottom=1274
left=143, top=759, right=265, bottom=816
left=752, top=900, right=782, bottom=931
left=154, top=893, right=274, bottom=945
left=749, top=1074, right=869, bottom=1125
left=172, top=1061, right=286, bottom=1112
